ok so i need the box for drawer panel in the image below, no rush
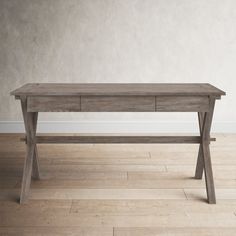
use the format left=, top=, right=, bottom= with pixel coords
left=27, top=96, right=81, bottom=112
left=155, top=96, right=209, bottom=112
left=81, top=96, right=155, bottom=112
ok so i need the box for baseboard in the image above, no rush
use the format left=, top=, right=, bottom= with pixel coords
left=0, top=121, right=235, bottom=133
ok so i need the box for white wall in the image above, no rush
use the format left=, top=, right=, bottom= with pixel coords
left=1, top=0, right=235, bottom=133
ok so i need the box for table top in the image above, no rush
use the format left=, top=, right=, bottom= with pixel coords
left=11, top=83, right=225, bottom=96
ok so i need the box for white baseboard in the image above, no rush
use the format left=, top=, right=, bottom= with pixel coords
left=0, top=120, right=235, bottom=133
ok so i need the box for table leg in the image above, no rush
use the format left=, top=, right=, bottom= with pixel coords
left=20, top=97, right=39, bottom=204
left=195, top=112, right=205, bottom=179
left=32, top=112, right=40, bottom=180
left=201, top=97, right=216, bottom=204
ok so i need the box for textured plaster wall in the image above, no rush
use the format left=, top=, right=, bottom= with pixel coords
left=0, top=0, right=235, bottom=126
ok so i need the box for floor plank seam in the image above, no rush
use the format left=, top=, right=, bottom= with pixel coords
left=2, top=134, right=236, bottom=231
left=69, top=200, right=73, bottom=214
left=183, top=189, right=189, bottom=200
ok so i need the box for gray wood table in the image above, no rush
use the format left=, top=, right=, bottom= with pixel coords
left=11, top=83, right=225, bottom=204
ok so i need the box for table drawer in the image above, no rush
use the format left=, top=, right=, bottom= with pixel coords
left=155, top=96, right=210, bottom=112
left=27, top=96, right=81, bottom=112
left=81, top=96, right=155, bottom=112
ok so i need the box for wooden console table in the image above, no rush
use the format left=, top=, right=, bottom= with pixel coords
left=11, top=83, right=225, bottom=204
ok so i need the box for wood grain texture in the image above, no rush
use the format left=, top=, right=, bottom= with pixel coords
left=70, top=199, right=236, bottom=215
left=195, top=112, right=205, bottom=179
left=20, top=100, right=40, bottom=180
left=0, top=134, right=236, bottom=235
left=155, top=96, right=210, bottom=112
left=10, top=83, right=226, bottom=96
left=27, top=96, right=81, bottom=112
left=21, top=135, right=215, bottom=144
left=114, top=228, right=236, bottom=236
left=81, top=96, right=155, bottom=112
left=20, top=98, right=37, bottom=204
left=0, top=227, right=113, bottom=236
left=31, top=112, right=40, bottom=180
left=10, top=84, right=225, bottom=205
left=201, top=98, right=216, bottom=204
left=24, top=189, right=186, bottom=200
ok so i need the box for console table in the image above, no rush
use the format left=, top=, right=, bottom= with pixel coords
left=11, top=83, right=225, bottom=204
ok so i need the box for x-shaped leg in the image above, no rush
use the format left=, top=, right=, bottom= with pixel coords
left=195, top=97, right=216, bottom=204
left=20, top=97, right=40, bottom=204
left=195, top=112, right=205, bottom=179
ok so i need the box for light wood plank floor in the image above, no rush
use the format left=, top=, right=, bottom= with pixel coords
left=0, top=134, right=236, bottom=235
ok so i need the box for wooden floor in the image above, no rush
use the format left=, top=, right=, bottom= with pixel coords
left=0, top=134, right=236, bottom=235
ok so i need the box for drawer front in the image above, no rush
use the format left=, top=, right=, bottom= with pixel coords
left=27, top=96, right=81, bottom=112
left=155, top=96, right=209, bottom=112
left=81, top=96, right=155, bottom=112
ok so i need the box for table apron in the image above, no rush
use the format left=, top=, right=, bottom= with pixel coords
left=27, top=95, right=210, bottom=112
